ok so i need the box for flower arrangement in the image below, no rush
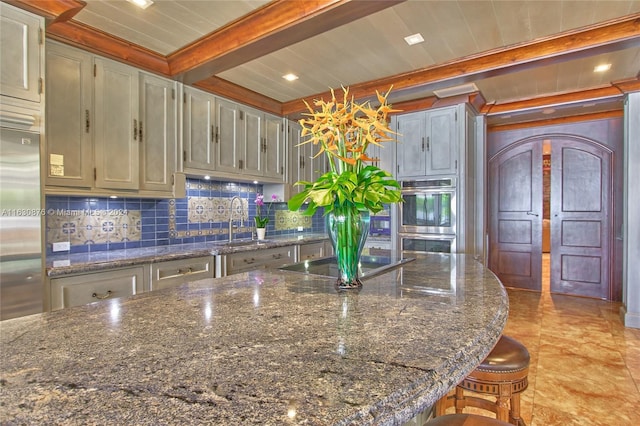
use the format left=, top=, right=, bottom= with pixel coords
left=287, top=86, right=401, bottom=288
left=254, top=193, right=277, bottom=228
left=287, top=86, right=402, bottom=215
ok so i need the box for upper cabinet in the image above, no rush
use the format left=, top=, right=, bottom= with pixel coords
left=182, top=91, right=286, bottom=183
left=93, top=57, right=139, bottom=190
left=238, top=106, right=286, bottom=182
left=0, top=3, right=42, bottom=104
left=139, top=72, right=178, bottom=193
left=45, top=41, right=179, bottom=197
left=45, top=42, right=93, bottom=188
left=396, top=106, right=458, bottom=180
left=214, top=97, right=238, bottom=174
left=183, top=85, right=216, bottom=173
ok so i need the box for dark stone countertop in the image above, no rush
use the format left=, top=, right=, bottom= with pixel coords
left=2, top=253, right=508, bottom=425
left=46, top=233, right=329, bottom=277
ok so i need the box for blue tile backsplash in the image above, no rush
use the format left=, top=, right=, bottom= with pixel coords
left=45, top=178, right=325, bottom=256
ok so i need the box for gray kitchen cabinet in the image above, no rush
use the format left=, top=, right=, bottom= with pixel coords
left=241, top=106, right=263, bottom=175
left=219, top=245, right=295, bottom=276
left=263, top=113, right=286, bottom=180
left=45, top=41, right=179, bottom=196
left=93, top=57, right=139, bottom=190
left=45, top=41, right=93, bottom=188
left=290, top=120, right=312, bottom=192
left=139, top=72, right=178, bottom=193
left=215, top=97, right=239, bottom=173
left=149, top=256, right=214, bottom=291
left=183, top=85, right=216, bottom=173
left=235, top=106, right=286, bottom=180
left=396, top=106, right=458, bottom=179
left=49, top=266, right=146, bottom=311
left=0, top=3, right=42, bottom=104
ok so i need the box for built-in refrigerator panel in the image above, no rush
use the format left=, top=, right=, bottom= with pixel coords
left=0, top=127, right=42, bottom=320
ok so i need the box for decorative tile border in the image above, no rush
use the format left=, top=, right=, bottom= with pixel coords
left=274, top=210, right=312, bottom=231
left=46, top=209, right=141, bottom=245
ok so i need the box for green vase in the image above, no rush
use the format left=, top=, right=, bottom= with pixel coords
left=326, top=205, right=370, bottom=289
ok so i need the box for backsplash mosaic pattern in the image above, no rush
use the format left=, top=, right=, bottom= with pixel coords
left=46, top=178, right=325, bottom=255
left=47, top=209, right=141, bottom=246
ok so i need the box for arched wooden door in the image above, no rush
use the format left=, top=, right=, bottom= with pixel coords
left=489, top=141, right=543, bottom=291
left=550, top=140, right=612, bottom=299
left=489, top=137, right=612, bottom=297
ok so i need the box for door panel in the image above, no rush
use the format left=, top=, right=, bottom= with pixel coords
left=551, top=142, right=610, bottom=298
left=489, top=141, right=542, bottom=290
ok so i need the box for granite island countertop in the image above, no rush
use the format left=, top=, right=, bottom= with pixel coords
left=2, top=253, right=508, bottom=425
left=46, top=233, right=329, bottom=277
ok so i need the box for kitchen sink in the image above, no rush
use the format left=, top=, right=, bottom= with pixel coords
left=279, top=255, right=414, bottom=280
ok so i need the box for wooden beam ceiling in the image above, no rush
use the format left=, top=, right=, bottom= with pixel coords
left=282, top=14, right=640, bottom=115
left=170, top=0, right=406, bottom=85
left=6, top=1, right=640, bottom=119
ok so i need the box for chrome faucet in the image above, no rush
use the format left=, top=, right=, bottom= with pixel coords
left=228, top=196, right=246, bottom=242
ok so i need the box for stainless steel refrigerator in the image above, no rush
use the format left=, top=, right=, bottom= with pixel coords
left=0, top=126, right=43, bottom=320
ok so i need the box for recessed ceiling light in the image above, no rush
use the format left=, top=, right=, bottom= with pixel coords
left=404, top=33, right=424, bottom=46
left=282, top=73, right=299, bottom=82
left=594, top=63, right=611, bottom=73
left=126, top=0, right=154, bottom=9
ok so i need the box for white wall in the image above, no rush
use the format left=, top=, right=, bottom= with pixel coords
left=621, top=91, right=640, bottom=328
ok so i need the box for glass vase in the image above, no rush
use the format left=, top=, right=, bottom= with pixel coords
left=326, top=204, right=370, bottom=289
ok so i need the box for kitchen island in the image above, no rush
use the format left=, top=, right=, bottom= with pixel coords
left=1, top=254, right=508, bottom=425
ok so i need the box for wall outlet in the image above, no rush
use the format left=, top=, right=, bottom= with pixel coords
left=52, top=241, right=70, bottom=252
left=297, top=226, right=304, bottom=232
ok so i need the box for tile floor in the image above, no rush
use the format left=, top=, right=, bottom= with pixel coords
left=440, top=254, right=640, bottom=425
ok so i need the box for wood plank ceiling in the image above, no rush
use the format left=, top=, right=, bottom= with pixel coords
left=7, top=0, right=640, bottom=127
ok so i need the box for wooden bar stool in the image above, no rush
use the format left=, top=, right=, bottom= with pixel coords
left=435, top=335, right=530, bottom=426
left=428, top=413, right=512, bottom=426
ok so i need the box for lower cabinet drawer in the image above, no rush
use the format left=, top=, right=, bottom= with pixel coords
left=50, top=266, right=146, bottom=310
left=299, top=242, right=326, bottom=261
left=224, top=246, right=294, bottom=275
left=150, top=256, right=214, bottom=290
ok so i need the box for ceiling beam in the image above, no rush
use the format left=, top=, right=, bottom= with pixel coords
left=3, top=0, right=86, bottom=23
left=282, top=14, right=640, bottom=115
left=195, top=77, right=282, bottom=116
left=170, top=0, right=406, bottom=85
left=46, top=20, right=171, bottom=76
left=483, top=86, right=625, bottom=116
left=488, top=110, right=623, bottom=132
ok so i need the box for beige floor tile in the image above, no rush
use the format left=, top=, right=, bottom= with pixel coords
left=441, top=254, right=640, bottom=426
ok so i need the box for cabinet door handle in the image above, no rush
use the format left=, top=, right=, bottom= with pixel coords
left=239, top=159, right=243, bottom=170
left=133, top=119, right=138, bottom=140
left=426, top=136, right=430, bottom=151
left=421, top=137, right=425, bottom=152
left=139, top=120, right=143, bottom=142
left=244, top=258, right=255, bottom=264
left=85, top=110, right=90, bottom=133
left=272, top=253, right=282, bottom=260
left=211, top=125, right=215, bottom=143
left=92, top=290, right=112, bottom=300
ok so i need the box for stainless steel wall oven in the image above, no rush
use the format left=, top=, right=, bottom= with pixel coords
left=399, top=178, right=456, bottom=254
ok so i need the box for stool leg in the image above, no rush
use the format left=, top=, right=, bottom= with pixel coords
left=509, top=393, right=526, bottom=426
left=434, top=392, right=450, bottom=417
left=496, top=383, right=511, bottom=423
left=454, top=386, right=466, bottom=414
